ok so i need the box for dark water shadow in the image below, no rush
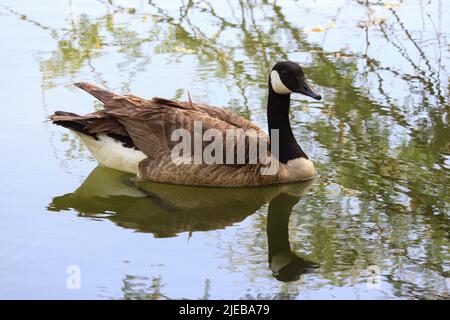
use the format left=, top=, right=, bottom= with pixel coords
left=48, top=165, right=318, bottom=281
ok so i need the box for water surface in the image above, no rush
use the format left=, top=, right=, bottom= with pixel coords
left=0, top=0, right=448, bottom=299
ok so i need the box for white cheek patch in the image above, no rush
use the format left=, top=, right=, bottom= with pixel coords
left=270, top=70, right=292, bottom=95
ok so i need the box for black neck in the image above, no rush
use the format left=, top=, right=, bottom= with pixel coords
left=267, top=86, right=308, bottom=163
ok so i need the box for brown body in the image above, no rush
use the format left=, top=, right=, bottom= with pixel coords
left=50, top=82, right=316, bottom=187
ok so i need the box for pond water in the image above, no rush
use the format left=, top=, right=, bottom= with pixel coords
left=0, top=0, right=448, bottom=299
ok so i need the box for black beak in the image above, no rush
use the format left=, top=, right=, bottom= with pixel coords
left=295, top=79, right=321, bottom=100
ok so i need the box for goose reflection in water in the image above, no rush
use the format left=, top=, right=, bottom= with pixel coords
left=48, top=166, right=318, bottom=281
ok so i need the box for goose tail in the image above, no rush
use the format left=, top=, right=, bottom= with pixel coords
left=74, top=82, right=119, bottom=104
left=49, top=111, right=97, bottom=138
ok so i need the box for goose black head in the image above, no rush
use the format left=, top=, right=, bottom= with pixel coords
left=270, top=61, right=322, bottom=100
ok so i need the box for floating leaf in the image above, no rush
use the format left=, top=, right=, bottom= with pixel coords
left=327, top=20, right=336, bottom=29
left=303, top=26, right=325, bottom=33
left=384, top=3, right=400, bottom=9
left=303, top=20, right=336, bottom=33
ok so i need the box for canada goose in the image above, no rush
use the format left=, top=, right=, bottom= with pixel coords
left=50, top=61, right=321, bottom=187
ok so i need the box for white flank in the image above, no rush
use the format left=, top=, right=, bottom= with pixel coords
left=286, top=157, right=316, bottom=180
left=78, top=133, right=147, bottom=175
left=270, top=70, right=292, bottom=95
